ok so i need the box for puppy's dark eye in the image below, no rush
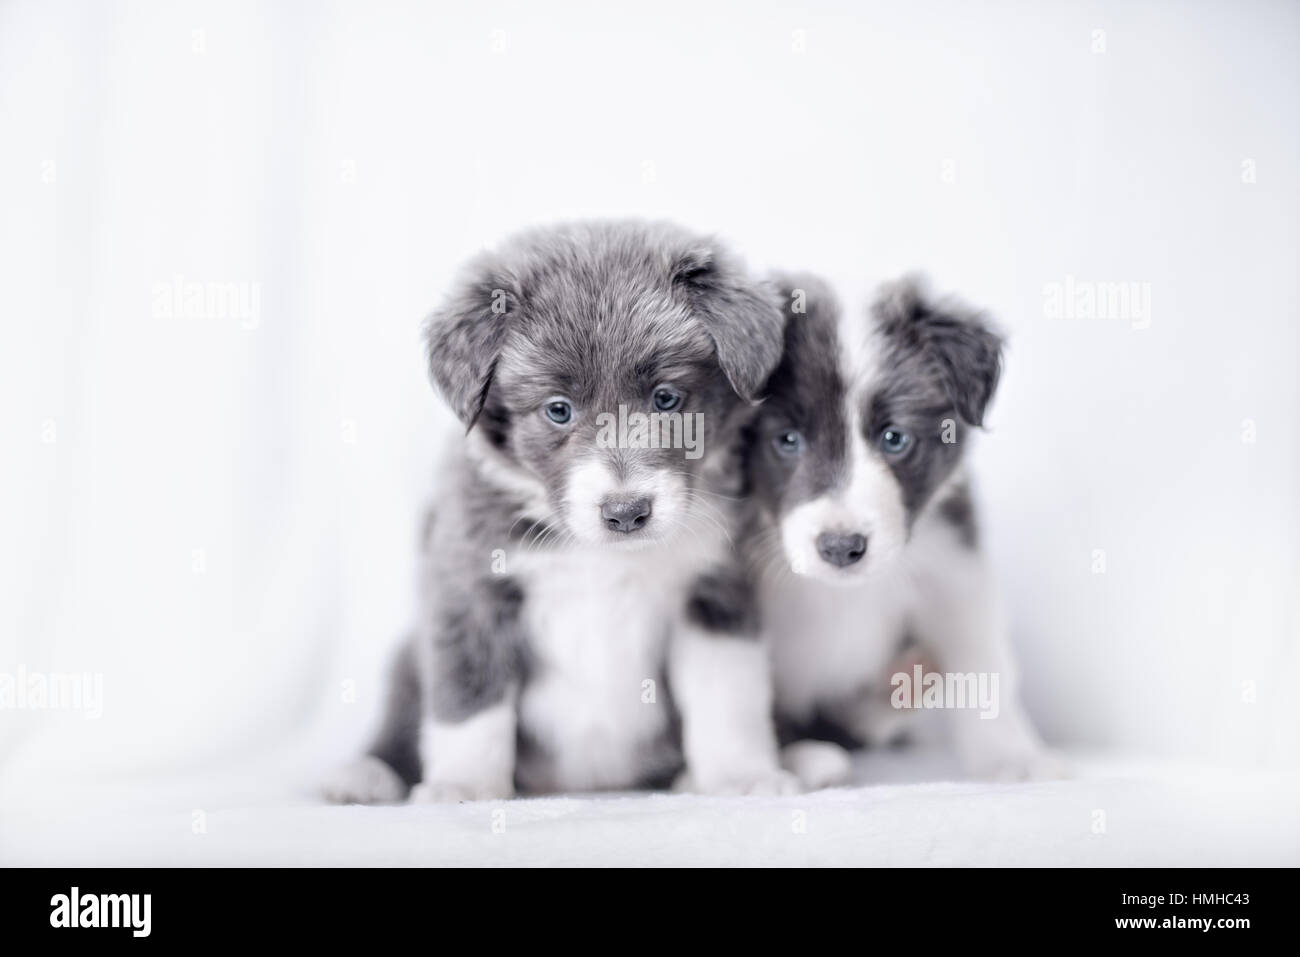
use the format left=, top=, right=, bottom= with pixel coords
left=543, top=398, right=574, bottom=425
left=880, top=427, right=911, bottom=455
left=652, top=385, right=683, bottom=412
left=773, top=430, right=804, bottom=457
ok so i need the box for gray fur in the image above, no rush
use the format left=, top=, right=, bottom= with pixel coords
left=746, top=272, right=849, bottom=517
left=425, top=221, right=784, bottom=429
left=365, top=640, right=421, bottom=790
left=748, top=273, right=1003, bottom=529
left=685, top=566, right=761, bottom=636
left=746, top=272, right=1003, bottom=752
left=352, top=220, right=784, bottom=798
left=423, top=252, right=519, bottom=427
left=871, top=275, right=1004, bottom=429
left=671, top=243, right=787, bottom=401
left=864, top=276, right=1003, bottom=519
left=936, top=480, right=979, bottom=549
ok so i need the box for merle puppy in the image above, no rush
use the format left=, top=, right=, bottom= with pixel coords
left=747, top=274, right=1060, bottom=784
left=325, top=221, right=796, bottom=802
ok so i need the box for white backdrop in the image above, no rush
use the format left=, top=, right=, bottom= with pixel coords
left=2, top=0, right=1297, bottom=798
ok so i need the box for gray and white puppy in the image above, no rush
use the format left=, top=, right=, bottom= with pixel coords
left=326, top=221, right=796, bottom=802
left=746, top=274, right=1060, bottom=785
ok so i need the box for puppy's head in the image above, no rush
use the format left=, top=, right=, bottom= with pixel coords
left=425, top=221, right=784, bottom=548
left=750, top=274, right=1003, bottom=581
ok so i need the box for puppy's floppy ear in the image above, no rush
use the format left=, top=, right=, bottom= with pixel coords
left=671, top=243, right=785, bottom=403
left=422, top=252, right=519, bottom=427
left=872, top=276, right=1004, bottom=427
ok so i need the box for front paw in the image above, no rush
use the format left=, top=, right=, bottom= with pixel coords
left=780, top=740, right=854, bottom=791
left=966, top=747, right=1069, bottom=783
left=694, top=767, right=803, bottom=796
left=409, top=777, right=514, bottom=803
left=321, top=756, right=408, bottom=805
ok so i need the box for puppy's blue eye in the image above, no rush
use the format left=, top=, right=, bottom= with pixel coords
left=652, top=385, right=683, bottom=412
left=773, top=430, right=804, bottom=457
left=544, top=398, right=574, bottom=425
left=880, top=427, right=911, bottom=455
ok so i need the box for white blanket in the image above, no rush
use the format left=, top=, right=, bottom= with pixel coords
left=4, top=750, right=1295, bottom=866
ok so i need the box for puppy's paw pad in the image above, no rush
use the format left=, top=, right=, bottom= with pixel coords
left=409, top=779, right=513, bottom=803
left=320, top=756, right=406, bottom=805
left=781, top=740, right=854, bottom=790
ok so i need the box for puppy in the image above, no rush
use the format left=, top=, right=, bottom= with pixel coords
left=325, top=221, right=796, bottom=802
left=746, top=273, right=1059, bottom=784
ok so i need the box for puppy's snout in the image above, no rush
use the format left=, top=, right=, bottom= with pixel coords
left=816, top=531, right=867, bottom=567
left=601, top=497, right=653, bottom=534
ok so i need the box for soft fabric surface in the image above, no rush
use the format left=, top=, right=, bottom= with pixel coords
left=4, top=750, right=1295, bottom=867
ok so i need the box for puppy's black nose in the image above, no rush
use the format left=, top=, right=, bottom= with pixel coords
left=602, top=498, right=652, bottom=533
left=816, top=532, right=867, bottom=567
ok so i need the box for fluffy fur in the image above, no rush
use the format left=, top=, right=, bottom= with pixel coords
left=746, top=274, right=1061, bottom=783
left=324, top=221, right=795, bottom=803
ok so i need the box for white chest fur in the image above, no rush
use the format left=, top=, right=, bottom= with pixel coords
left=764, top=569, right=912, bottom=719
left=512, top=535, right=722, bottom=792
left=764, top=504, right=976, bottom=720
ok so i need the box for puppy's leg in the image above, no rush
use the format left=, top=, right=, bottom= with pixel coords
left=909, top=547, right=1064, bottom=781
left=670, top=568, right=799, bottom=796
left=411, top=696, right=517, bottom=803
left=365, top=639, right=422, bottom=789
left=321, top=640, right=420, bottom=804
left=409, top=580, right=524, bottom=802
